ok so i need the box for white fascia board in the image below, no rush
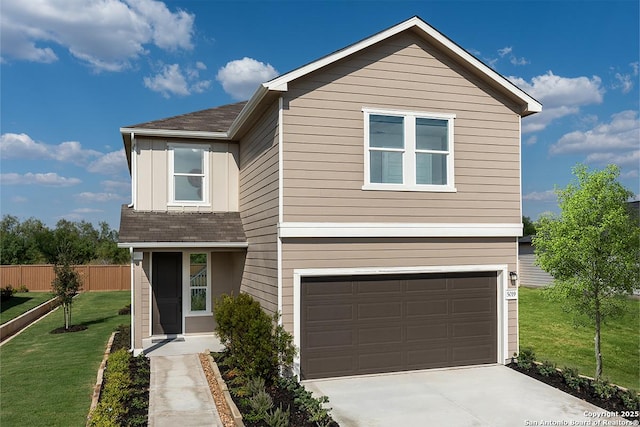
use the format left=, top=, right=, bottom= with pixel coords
left=227, top=85, right=271, bottom=138
left=279, top=222, right=523, bottom=238
left=117, top=242, right=248, bottom=249
left=263, top=16, right=541, bottom=115
left=120, top=127, right=229, bottom=140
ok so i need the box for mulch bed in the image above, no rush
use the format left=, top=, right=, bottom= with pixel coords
left=211, top=351, right=339, bottom=427
left=508, top=363, right=639, bottom=421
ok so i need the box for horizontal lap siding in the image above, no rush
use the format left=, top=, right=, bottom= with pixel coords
left=282, top=31, right=521, bottom=223
left=281, top=237, right=519, bottom=357
left=239, top=101, right=280, bottom=313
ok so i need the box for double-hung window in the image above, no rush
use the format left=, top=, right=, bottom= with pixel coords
left=363, top=108, right=456, bottom=192
left=169, top=144, right=209, bottom=205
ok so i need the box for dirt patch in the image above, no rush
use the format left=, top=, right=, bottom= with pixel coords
left=50, top=325, right=88, bottom=334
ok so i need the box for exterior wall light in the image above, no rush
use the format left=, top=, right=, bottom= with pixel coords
left=509, top=271, right=518, bottom=286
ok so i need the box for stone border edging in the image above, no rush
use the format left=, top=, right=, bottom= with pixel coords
left=0, top=296, right=61, bottom=343
left=86, top=331, right=118, bottom=425
left=206, top=353, right=244, bottom=427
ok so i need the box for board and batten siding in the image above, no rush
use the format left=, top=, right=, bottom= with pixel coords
left=281, top=237, right=520, bottom=357
left=281, top=31, right=522, bottom=224
left=135, top=138, right=239, bottom=212
left=239, top=101, right=280, bottom=313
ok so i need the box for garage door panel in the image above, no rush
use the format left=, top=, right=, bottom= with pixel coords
left=305, top=304, right=353, bottom=323
left=301, top=271, right=498, bottom=379
left=305, top=329, right=354, bottom=349
left=406, top=299, right=449, bottom=317
left=358, top=326, right=402, bottom=345
left=451, top=297, right=494, bottom=315
left=357, top=301, right=402, bottom=320
left=406, top=323, right=449, bottom=341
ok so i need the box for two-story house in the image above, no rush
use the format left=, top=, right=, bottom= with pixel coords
left=118, top=16, right=541, bottom=380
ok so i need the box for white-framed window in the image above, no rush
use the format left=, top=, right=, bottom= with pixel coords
left=168, top=144, right=209, bottom=205
left=363, top=108, right=456, bottom=192
left=185, top=252, right=211, bottom=315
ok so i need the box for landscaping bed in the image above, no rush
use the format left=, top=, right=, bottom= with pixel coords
left=510, top=350, right=639, bottom=422
left=212, top=349, right=338, bottom=427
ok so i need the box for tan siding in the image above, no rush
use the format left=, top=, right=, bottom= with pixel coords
left=281, top=237, right=518, bottom=358
left=239, top=101, right=280, bottom=313
left=134, top=138, right=239, bottom=212
left=282, top=31, right=521, bottom=224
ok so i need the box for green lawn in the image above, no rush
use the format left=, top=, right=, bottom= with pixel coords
left=1, top=292, right=55, bottom=324
left=519, top=287, right=640, bottom=390
left=0, top=291, right=131, bottom=427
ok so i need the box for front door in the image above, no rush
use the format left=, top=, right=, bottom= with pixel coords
left=152, top=252, right=182, bottom=335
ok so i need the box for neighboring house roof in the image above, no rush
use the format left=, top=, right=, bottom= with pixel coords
left=120, top=15, right=542, bottom=170
left=519, top=236, right=533, bottom=244
left=118, top=205, right=247, bottom=248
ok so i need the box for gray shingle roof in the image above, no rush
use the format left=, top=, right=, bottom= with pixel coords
left=118, top=205, right=247, bottom=244
left=125, top=101, right=247, bottom=133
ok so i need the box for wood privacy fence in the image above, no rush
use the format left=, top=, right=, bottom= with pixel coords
left=0, top=265, right=130, bottom=292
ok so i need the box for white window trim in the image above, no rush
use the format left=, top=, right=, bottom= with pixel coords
left=183, top=251, right=212, bottom=317
left=292, top=265, right=509, bottom=379
left=362, top=107, right=456, bottom=192
left=168, top=143, right=211, bottom=206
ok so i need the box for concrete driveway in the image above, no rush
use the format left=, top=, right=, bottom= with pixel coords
left=303, top=365, right=628, bottom=427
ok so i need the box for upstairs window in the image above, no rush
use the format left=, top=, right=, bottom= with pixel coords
left=169, top=144, right=209, bottom=204
left=363, top=108, right=456, bottom=192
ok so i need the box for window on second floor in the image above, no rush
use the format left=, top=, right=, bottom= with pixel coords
left=169, top=144, right=209, bottom=205
left=363, top=108, right=456, bottom=192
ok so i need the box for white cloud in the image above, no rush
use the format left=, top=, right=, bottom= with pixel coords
left=525, top=135, right=537, bottom=146
left=216, top=57, right=278, bottom=100
left=11, top=196, right=28, bottom=203
left=510, top=56, right=529, bottom=66
left=72, top=208, right=104, bottom=214
left=1, top=132, right=101, bottom=165
left=510, top=71, right=604, bottom=133
left=523, top=190, right=557, bottom=202
left=550, top=110, right=639, bottom=155
left=87, top=150, right=128, bottom=175
left=498, top=46, right=512, bottom=57
left=0, top=0, right=194, bottom=71
left=631, top=62, right=639, bottom=76
left=1, top=172, right=81, bottom=187
left=621, top=169, right=639, bottom=179
left=144, top=63, right=211, bottom=97
left=102, top=180, right=131, bottom=192
left=76, top=192, right=123, bottom=202
left=585, top=150, right=640, bottom=167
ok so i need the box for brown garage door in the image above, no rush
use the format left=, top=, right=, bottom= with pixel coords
left=301, top=272, right=497, bottom=379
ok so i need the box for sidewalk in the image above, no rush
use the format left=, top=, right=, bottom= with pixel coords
left=148, top=354, right=224, bottom=427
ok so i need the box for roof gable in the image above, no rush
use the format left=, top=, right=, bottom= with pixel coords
left=261, top=16, right=540, bottom=116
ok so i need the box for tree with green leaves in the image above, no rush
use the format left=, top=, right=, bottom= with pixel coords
left=51, top=243, right=84, bottom=330
left=533, top=164, right=640, bottom=380
left=522, top=215, right=537, bottom=236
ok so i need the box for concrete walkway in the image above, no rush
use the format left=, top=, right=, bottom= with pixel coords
left=147, top=336, right=225, bottom=427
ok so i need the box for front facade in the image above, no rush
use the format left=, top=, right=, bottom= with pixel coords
left=119, top=16, right=541, bottom=379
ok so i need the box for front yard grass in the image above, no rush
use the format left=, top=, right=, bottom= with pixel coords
left=0, top=291, right=131, bottom=427
left=1, top=292, right=55, bottom=324
left=519, top=286, right=639, bottom=390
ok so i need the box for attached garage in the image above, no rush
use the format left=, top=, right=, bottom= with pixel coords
left=300, top=271, right=498, bottom=379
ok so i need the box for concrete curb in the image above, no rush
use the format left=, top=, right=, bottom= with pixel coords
left=0, top=296, right=60, bottom=343
left=206, top=353, right=244, bottom=427
left=86, top=331, right=118, bottom=425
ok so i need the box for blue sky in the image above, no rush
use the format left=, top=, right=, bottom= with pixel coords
left=1, top=0, right=638, bottom=230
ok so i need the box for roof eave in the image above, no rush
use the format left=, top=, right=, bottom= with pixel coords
left=119, top=127, right=229, bottom=140
left=117, top=241, right=249, bottom=249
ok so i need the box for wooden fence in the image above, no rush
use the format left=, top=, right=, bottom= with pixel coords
left=0, top=265, right=130, bottom=292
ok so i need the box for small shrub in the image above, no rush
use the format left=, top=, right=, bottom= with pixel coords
left=118, top=304, right=131, bottom=315
left=1, top=285, right=15, bottom=301
left=246, top=376, right=266, bottom=397
left=18, top=285, right=29, bottom=293
left=265, top=404, right=290, bottom=427
left=516, top=347, right=536, bottom=370
left=620, top=389, right=640, bottom=411
left=562, top=366, right=584, bottom=391
left=592, top=378, right=616, bottom=400
left=537, top=360, right=557, bottom=377
left=214, top=293, right=296, bottom=380
left=245, top=389, right=273, bottom=422
left=89, top=349, right=132, bottom=426
left=279, top=376, right=333, bottom=427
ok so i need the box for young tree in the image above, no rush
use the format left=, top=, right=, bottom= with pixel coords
left=533, top=164, right=639, bottom=380
left=522, top=215, right=537, bottom=236
left=51, top=243, right=83, bottom=330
